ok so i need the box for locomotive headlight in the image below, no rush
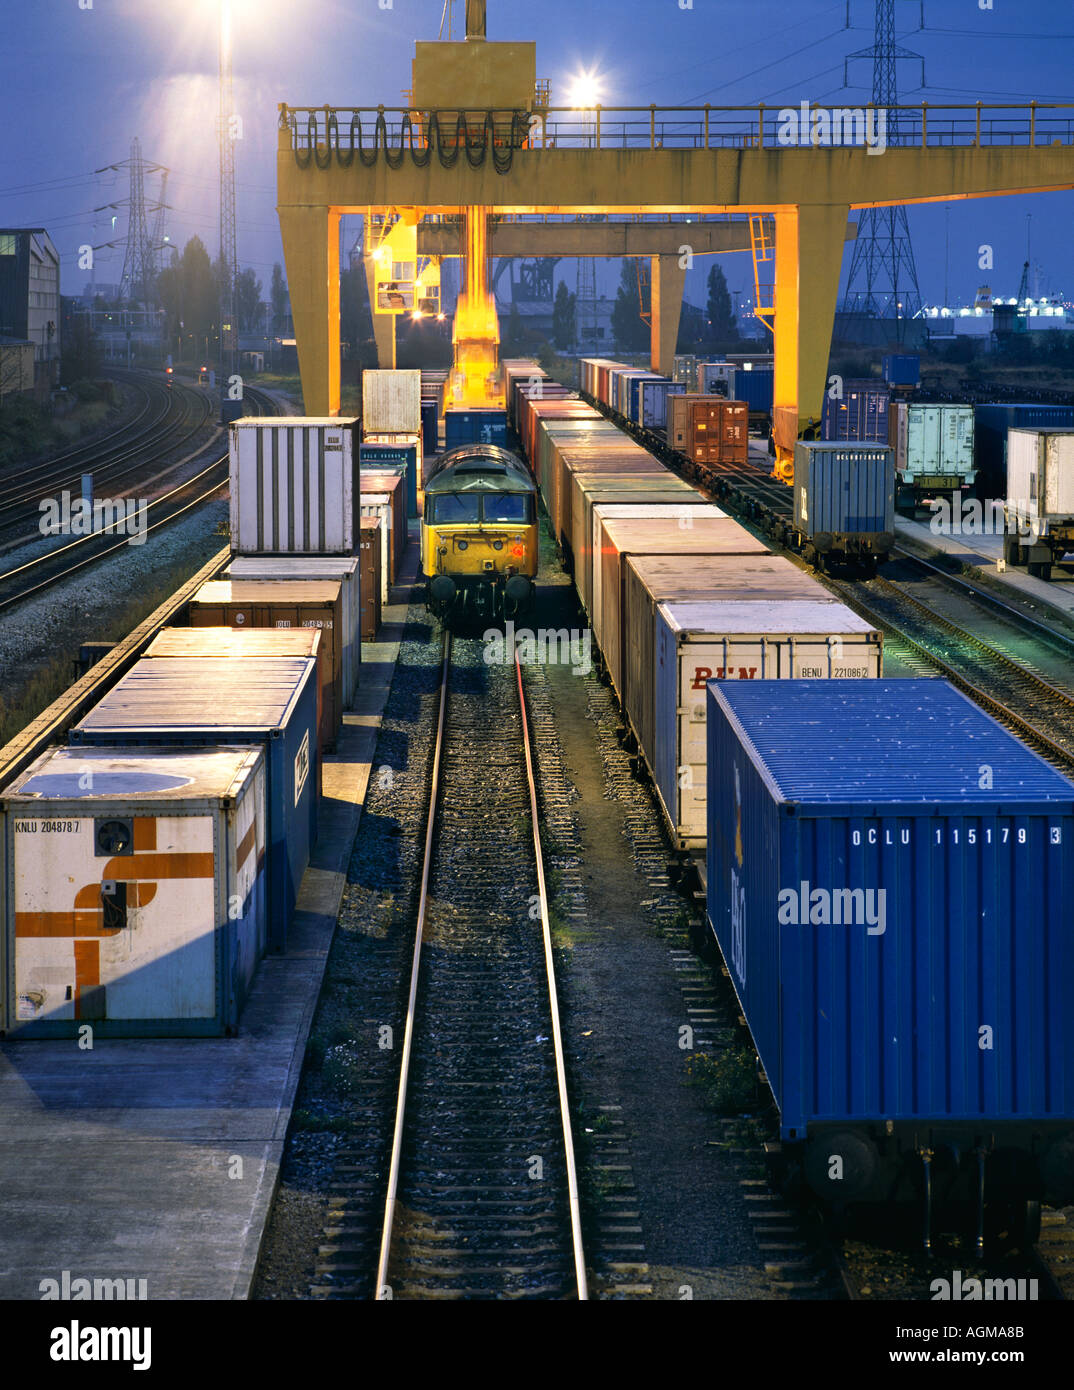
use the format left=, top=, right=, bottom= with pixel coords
left=492, top=540, right=504, bottom=551
left=457, top=539, right=469, bottom=551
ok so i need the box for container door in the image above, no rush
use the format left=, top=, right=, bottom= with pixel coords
left=1047, top=435, right=1074, bottom=515
left=12, top=813, right=218, bottom=1026
left=783, top=635, right=881, bottom=679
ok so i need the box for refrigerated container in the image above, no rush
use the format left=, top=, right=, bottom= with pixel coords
left=591, top=510, right=769, bottom=699
left=228, top=417, right=361, bottom=555
left=890, top=402, right=975, bottom=503
left=69, top=656, right=319, bottom=953
left=1, top=745, right=268, bottom=1038
left=362, top=370, right=422, bottom=435
left=1004, top=428, right=1074, bottom=575
left=222, top=556, right=360, bottom=709
left=188, top=579, right=343, bottom=752
left=705, top=678, right=1074, bottom=1170
left=697, top=362, right=736, bottom=397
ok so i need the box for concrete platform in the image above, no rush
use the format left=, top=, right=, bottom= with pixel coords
left=0, top=541, right=417, bottom=1300
left=894, top=516, right=1074, bottom=621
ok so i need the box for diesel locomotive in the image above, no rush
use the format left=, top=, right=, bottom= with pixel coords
left=420, top=443, right=538, bottom=619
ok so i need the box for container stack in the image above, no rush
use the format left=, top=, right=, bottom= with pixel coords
left=361, top=369, right=423, bottom=519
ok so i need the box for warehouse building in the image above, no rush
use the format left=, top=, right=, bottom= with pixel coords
left=0, top=228, right=61, bottom=392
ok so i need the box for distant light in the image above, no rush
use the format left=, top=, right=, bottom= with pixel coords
left=437, top=312, right=445, bottom=321
left=412, top=309, right=423, bottom=320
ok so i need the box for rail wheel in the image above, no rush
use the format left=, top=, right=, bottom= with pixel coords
left=1028, top=561, right=1052, bottom=581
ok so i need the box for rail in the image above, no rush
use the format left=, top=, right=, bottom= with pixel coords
left=281, top=102, right=1074, bottom=165
left=374, top=633, right=588, bottom=1300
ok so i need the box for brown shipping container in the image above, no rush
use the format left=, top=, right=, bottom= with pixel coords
left=359, top=518, right=383, bottom=640
left=593, top=514, right=769, bottom=699
left=360, top=471, right=407, bottom=581
left=669, top=396, right=749, bottom=464
left=145, top=626, right=326, bottom=787
left=188, top=579, right=344, bottom=751
left=621, top=553, right=841, bottom=778
left=569, top=474, right=702, bottom=612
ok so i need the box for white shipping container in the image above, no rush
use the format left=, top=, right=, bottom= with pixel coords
left=651, top=601, right=882, bottom=848
left=1007, top=428, right=1074, bottom=528
left=697, top=362, right=736, bottom=397
left=893, top=403, right=975, bottom=483
left=229, top=417, right=360, bottom=555
left=1, top=746, right=268, bottom=1037
left=224, top=555, right=361, bottom=706
left=360, top=493, right=392, bottom=604
left=362, top=370, right=422, bottom=435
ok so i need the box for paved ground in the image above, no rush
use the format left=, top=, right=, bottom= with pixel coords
left=0, top=539, right=414, bottom=1300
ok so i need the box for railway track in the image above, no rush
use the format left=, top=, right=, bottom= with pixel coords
left=314, top=630, right=587, bottom=1300
left=0, top=371, right=213, bottom=538
left=0, top=384, right=277, bottom=611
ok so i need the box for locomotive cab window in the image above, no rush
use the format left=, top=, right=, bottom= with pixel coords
left=482, top=494, right=532, bottom=523
left=430, top=494, right=481, bottom=523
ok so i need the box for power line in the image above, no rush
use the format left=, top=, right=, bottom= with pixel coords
left=680, top=27, right=850, bottom=105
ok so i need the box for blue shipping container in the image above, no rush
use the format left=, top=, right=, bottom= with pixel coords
left=734, top=367, right=774, bottom=414
left=443, top=409, right=507, bottom=452
left=882, top=353, right=920, bottom=386
left=421, top=399, right=438, bottom=456
left=793, top=442, right=895, bottom=537
left=706, top=678, right=1074, bottom=1141
left=820, top=380, right=890, bottom=443
left=69, top=657, right=319, bottom=954
left=974, top=403, right=1074, bottom=499
left=360, top=441, right=419, bottom=519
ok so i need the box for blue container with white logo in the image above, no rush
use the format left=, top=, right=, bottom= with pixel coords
left=793, top=441, right=894, bottom=539
left=69, top=657, right=319, bottom=954
left=706, top=678, right=1074, bottom=1154
left=443, top=409, right=507, bottom=452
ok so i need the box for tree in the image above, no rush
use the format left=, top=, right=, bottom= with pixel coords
left=611, top=260, right=649, bottom=353
left=270, top=263, right=289, bottom=335
left=502, top=302, right=525, bottom=354
left=61, top=313, right=100, bottom=385
left=340, top=264, right=376, bottom=364
left=552, top=281, right=576, bottom=351
left=157, top=237, right=217, bottom=357
left=236, top=267, right=263, bottom=332
left=705, top=263, right=737, bottom=348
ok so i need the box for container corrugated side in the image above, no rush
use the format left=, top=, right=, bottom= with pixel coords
left=223, top=556, right=360, bottom=708
left=646, top=602, right=880, bottom=849
left=229, top=418, right=360, bottom=554
left=593, top=513, right=767, bottom=700
left=706, top=678, right=1074, bottom=1137
left=69, top=657, right=319, bottom=954
left=362, top=370, right=422, bottom=434
left=793, top=443, right=895, bottom=537
left=2, top=745, right=267, bottom=1037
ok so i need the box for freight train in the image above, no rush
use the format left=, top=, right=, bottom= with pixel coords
left=419, top=442, right=538, bottom=619
left=577, top=358, right=897, bottom=576
left=505, top=358, right=1074, bottom=1249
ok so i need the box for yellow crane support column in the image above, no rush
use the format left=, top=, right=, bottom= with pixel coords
left=278, top=202, right=341, bottom=416
left=771, top=203, right=849, bottom=481
left=650, top=254, right=687, bottom=377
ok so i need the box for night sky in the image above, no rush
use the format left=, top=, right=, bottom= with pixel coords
left=5, top=0, right=1072, bottom=319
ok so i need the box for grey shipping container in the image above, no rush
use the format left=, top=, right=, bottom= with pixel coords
left=69, top=657, right=319, bottom=954
left=793, top=442, right=895, bottom=540
left=229, top=417, right=361, bottom=554
left=1, top=745, right=267, bottom=1038
left=223, top=556, right=361, bottom=709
